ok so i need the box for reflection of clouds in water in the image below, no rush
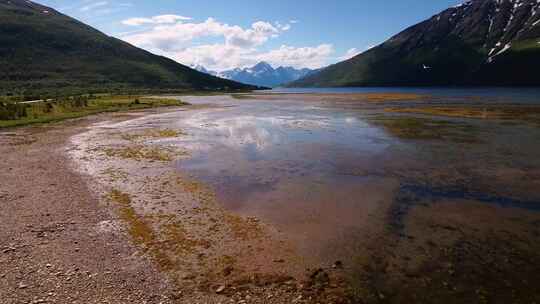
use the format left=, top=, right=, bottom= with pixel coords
left=181, top=112, right=332, bottom=152
left=345, top=117, right=357, bottom=124
left=182, top=114, right=282, bottom=151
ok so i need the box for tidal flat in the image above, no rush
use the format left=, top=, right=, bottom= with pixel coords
left=23, top=92, right=540, bottom=303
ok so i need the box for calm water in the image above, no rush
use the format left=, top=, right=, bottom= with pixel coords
left=141, top=90, right=540, bottom=263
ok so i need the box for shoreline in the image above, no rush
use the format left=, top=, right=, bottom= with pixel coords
left=66, top=102, right=352, bottom=303
left=0, top=108, right=180, bottom=304
left=3, top=94, right=540, bottom=303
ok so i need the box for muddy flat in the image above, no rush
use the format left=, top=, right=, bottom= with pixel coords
left=2, top=92, right=540, bottom=303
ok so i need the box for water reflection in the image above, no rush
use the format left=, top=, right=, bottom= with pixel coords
left=140, top=94, right=540, bottom=263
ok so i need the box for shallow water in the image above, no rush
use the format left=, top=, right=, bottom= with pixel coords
left=271, top=87, right=540, bottom=104
left=134, top=92, right=540, bottom=264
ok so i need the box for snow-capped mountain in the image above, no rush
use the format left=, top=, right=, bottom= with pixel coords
left=192, top=62, right=316, bottom=87
left=190, top=64, right=218, bottom=77
left=292, top=0, right=540, bottom=87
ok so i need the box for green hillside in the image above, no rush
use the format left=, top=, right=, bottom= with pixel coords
left=0, top=0, right=256, bottom=95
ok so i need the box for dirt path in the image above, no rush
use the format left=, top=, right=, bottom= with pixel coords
left=0, top=110, right=178, bottom=304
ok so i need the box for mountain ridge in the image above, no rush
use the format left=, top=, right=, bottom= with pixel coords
left=0, top=0, right=257, bottom=95
left=291, top=0, right=540, bottom=87
left=193, top=62, right=316, bottom=88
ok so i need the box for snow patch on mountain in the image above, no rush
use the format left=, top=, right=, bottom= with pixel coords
left=192, top=62, right=317, bottom=87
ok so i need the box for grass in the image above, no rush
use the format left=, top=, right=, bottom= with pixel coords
left=0, top=96, right=188, bottom=128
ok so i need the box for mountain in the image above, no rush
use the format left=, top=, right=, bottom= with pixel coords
left=190, top=64, right=218, bottom=77
left=196, top=62, right=316, bottom=88
left=291, top=0, right=540, bottom=87
left=0, top=0, right=256, bottom=95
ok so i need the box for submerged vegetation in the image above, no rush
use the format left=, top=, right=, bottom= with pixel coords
left=0, top=95, right=188, bottom=128
left=369, top=115, right=479, bottom=143
left=385, top=105, right=540, bottom=126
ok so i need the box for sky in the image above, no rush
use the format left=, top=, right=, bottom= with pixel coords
left=38, top=0, right=464, bottom=71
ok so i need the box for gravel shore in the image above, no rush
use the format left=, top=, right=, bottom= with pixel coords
left=0, top=110, right=177, bottom=304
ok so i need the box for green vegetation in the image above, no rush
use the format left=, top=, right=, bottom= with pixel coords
left=0, top=95, right=187, bottom=128
left=0, top=0, right=256, bottom=95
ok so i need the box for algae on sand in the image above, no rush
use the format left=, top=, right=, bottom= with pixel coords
left=104, top=145, right=188, bottom=162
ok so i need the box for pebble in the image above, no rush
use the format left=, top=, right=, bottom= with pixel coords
left=18, top=282, right=28, bottom=289
left=216, top=285, right=226, bottom=294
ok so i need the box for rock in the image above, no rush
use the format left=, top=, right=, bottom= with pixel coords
left=216, top=285, right=226, bottom=294
left=223, top=266, right=234, bottom=277
left=309, top=268, right=329, bottom=286
left=2, top=247, right=16, bottom=253
left=332, top=261, right=343, bottom=269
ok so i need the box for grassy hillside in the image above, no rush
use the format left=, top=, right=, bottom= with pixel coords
left=0, top=0, right=256, bottom=96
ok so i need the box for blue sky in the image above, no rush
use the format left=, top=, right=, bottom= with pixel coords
left=39, top=0, right=463, bottom=71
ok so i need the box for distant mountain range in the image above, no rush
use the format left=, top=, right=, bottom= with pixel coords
left=291, top=0, right=540, bottom=87
left=192, top=62, right=316, bottom=88
left=0, top=0, right=255, bottom=95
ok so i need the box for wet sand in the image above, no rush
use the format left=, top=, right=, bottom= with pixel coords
left=3, top=93, right=540, bottom=303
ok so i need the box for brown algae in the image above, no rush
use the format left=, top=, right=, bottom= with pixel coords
left=368, top=115, right=479, bottom=142
left=108, top=189, right=175, bottom=271
left=121, top=128, right=187, bottom=142
left=104, top=145, right=187, bottom=162
left=385, top=105, right=540, bottom=122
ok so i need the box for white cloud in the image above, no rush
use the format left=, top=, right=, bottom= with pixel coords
left=122, top=15, right=192, bottom=26
left=254, top=44, right=334, bottom=69
left=80, top=1, right=108, bottom=12
left=155, top=43, right=334, bottom=71
left=122, top=18, right=280, bottom=50
left=120, top=15, right=334, bottom=71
